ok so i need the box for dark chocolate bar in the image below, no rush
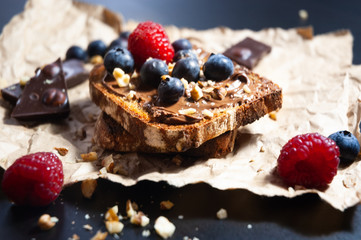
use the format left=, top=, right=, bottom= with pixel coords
left=1, top=59, right=88, bottom=105
left=11, top=59, right=70, bottom=121
left=223, top=37, right=271, bottom=69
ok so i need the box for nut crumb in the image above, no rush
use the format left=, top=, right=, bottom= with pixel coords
left=296, top=26, right=314, bottom=40
left=81, top=152, right=98, bottom=162
left=191, top=85, right=203, bottom=101
left=142, top=229, right=151, bottom=237
left=168, top=62, right=175, bottom=74
left=178, top=108, right=196, bottom=115
left=38, top=214, right=58, bottom=230
left=259, top=146, right=265, bottom=152
left=105, top=205, right=119, bottom=222
left=216, top=208, right=227, bottom=219
left=268, top=111, right=277, bottom=121
left=202, top=109, right=213, bottom=119
left=90, top=230, right=108, bottom=240
left=54, top=147, right=69, bottom=156
left=105, top=221, right=124, bottom=234
left=90, top=55, right=103, bottom=65
left=81, top=179, right=97, bottom=199
left=154, top=216, right=176, bottom=239
left=180, top=78, right=189, bottom=89
left=160, top=200, right=174, bottom=210
left=243, top=85, right=251, bottom=93
left=126, top=200, right=137, bottom=218
left=69, top=234, right=80, bottom=240
left=130, top=211, right=150, bottom=227
left=113, top=68, right=130, bottom=87
left=299, top=9, right=308, bottom=20
left=83, top=224, right=93, bottom=231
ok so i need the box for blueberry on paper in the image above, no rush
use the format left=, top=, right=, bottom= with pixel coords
left=104, top=47, right=134, bottom=74
left=328, top=130, right=360, bottom=164
left=87, top=40, right=107, bottom=57
left=203, top=54, right=234, bottom=81
left=66, top=46, right=87, bottom=61
left=140, top=58, right=169, bottom=88
left=158, top=76, right=185, bottom=104
left=172, top=57, right=200, bottom=82
left=172, top=38, right=192, bottom=53
left=173, top=49, right=197, bottom=62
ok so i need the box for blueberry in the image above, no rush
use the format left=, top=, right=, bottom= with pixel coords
left=140, top=59, right=169, bottom=88
left=107, top=38, right=128, bottom=53
left=87, top=40, right=107, bottom=57
left=172, top=38, right=192, bottom=53
left=158, top=76, right=185, bottom=104
left=172, top=57, right=200, bottom=82
left=119, top=31, right=131, bottom=39
left=104, top=47, right=134, bottom=74
left=65, top=46, right=87, bottom=61
left=173, top=49, right=197, bottom=62
left=328, top=130, right=360, bottom=164
left=203, top=54, right=234, bottom=81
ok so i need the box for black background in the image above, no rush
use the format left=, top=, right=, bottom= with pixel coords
left=1, top=0, right=361, bottom=239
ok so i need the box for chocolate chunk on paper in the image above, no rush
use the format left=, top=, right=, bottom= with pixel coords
left=0, top=0, right=360, bottom=211
left=223, top=37, right=271, bottom=69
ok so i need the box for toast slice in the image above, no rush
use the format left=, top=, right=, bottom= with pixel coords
left=89, top=49, right=282, bottom=153
left=93, top=111, right=237, bottom=158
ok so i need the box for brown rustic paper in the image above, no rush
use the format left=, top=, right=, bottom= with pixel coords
left=1, top=0, right=361, bottom=211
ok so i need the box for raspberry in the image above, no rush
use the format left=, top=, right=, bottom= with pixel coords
left=128, top=21, right=174, bottom=70
left=1, top=152, right=64, bottom=206
left=277, top=133, right=340, bottom=188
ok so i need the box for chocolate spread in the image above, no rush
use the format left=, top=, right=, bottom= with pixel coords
left=102, top=48, right=279, bottom=125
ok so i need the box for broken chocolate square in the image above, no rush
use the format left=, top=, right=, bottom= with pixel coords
left=11, top=58, right=70, bottom=121
left=1, top=83, right=24, bottom=105
left=223, top=37, right=271, bottom=69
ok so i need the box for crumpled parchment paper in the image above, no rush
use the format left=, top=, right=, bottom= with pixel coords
left=1, top=0, right=360, bottom=211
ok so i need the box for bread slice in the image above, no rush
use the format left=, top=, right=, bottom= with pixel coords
left=93, top=111, right=237, bottom=158
left=89, top=53, right=282, bottom=153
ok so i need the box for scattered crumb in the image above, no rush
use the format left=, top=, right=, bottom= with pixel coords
left=160, top=200, right=174, bottom=210
left=142, top=229, right=151, bottom=237
left=81, top=152, right=98, bottom=162
left=154, top=216, right=176, bottom=239
left=90, top=230, right=108, bottom=240
left=247, top=224, right=253, bottom=229
left=296, top=26, right=314, bottom=40
left=105, top=205, right=119, bottom=222
left=69, top=234, right=80, bottom=240
left=259, top=146, right=265, bottom=152
left=268, top=111, right=277, bottom=121
left=38, top=214, right=58, bottom=230
left=216, top=208, right=228, bottom=220
left=54, top=147, right=69, bottom=156
left=71, top=221, right=75, bottom=225
left=85, top=214, right=90, bottom=220
left=130, top=211, right=150, bottom=227
left=178, top=215, right=184, bottom=220
left=105, top=221, right=124, bottom=234
left=298, top=9, right=308, bottom=20
left=81, top=179, right=97, bottom=199
left=83, top=224, right=93, bottom=231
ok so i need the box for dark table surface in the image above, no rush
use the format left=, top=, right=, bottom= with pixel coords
left=1, top=1, right=361, bottom=239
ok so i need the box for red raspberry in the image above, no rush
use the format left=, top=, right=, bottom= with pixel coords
left=277, top=133, right=340, bottom=188
left=1, top=152, right=64, bottom=206
left=128, top=21, right=174, bottom=70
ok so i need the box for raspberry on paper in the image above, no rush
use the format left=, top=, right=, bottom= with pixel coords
left=128, top=21, right=174, bottom=70
left=277, top=133, right=340, bottom=188
left=1, top=152, right=64, bottom=206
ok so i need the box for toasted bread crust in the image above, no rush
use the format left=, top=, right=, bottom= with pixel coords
left=93, top=112, right=237, bottom=158
left=89, top=64, right=282, bottom=152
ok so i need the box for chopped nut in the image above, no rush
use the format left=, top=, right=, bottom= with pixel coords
left=90, top=230, right=108, bottom=240
left=191, top=85, right=203, bottom=101
left=268, top=111, right=277, bottom=121
left=180, top=78, right=189, bottom=89
left=296, top=26, right=314, bottom=40
left=113, top=68, right=130, bottom=87
left=154, top=216, right=176, bottom=239
left=81, top=152, right=98, bottom=162
left=299, top=9, right=308, bottom=20
left=161, top=74, right=171, bottom=81
left=178, top=108, right=196, bottom=115
left=207, top=80, right=215, bottom=86
left=126, top=90, right=136, bottom=100
left=160, top=200, right=174, bottom=210
left=90, top=55, right=104, bottom=65
left=38, top=214, right=58, bottom=230
left=83, top=224, right=93, bottom=231
left=105, top=221, right=124, bottom=234
left=142, top=229, right=151, bottom=237
left=216, top=208, right=228, bottom=220
left=70, top=234, right=80, bottom=240
left=260, top=146, right=265, bottom=152
left=130, top=211, right=150, bottom=227
left=211, top=87, right=227, bottom=100
left=243, top=85, right=251, bottom=93
left=105, top=205, right=119, bottom=222
left=168, top=62, right=175, bottom=74
left=202, top=109, right=213, bottom=119
left=102, top=154, right=114, bottom=172
left=197, top=80, right=207, bottom=88
left=54, top=147, right=68, bottom=156
left=19, top=76, right=30, bottom=86
left=202, top=87, right=214, bottom=93
left=81, top=179, right=97, bottom=199
left=126, top=200, right=137, bottom=218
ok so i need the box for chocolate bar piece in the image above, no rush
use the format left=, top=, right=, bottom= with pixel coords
left=223, top=37, right=271, bottom=69
left=1, top=59, right=88, bottom=105
left=11, top=59, right=70, bottom=121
